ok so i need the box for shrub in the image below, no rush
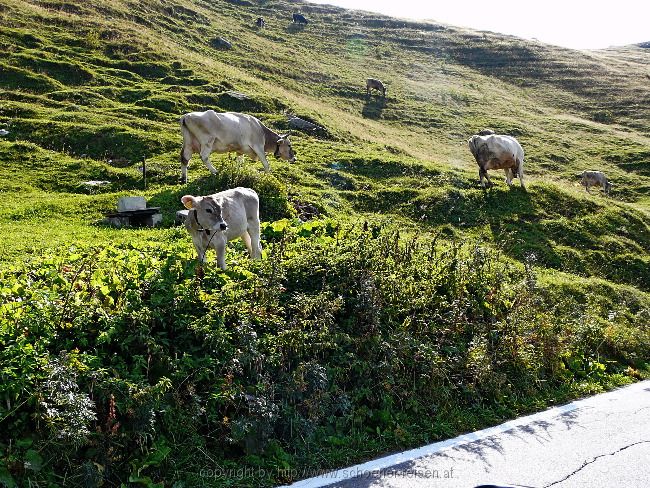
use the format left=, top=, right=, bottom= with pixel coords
left=1, top=223, right=646, bottom=486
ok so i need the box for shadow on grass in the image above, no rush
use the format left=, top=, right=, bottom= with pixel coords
left=285, top=23, right=307, bottom=34
left=414, top=185, right=565, bottom=268
left=362, top=95, right=386, bottom=119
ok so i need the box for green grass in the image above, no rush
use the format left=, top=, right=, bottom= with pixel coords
left=0, top=0, right=649, bottom=486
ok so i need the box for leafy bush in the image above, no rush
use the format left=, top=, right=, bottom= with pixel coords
left=1, top=222, right=646, bottom=486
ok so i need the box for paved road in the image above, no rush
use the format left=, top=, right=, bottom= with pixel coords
left=283, top=380, right=650, bottom=488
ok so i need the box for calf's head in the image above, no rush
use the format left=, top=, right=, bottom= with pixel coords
left=274, top=135, right=296, bottom=162
left=181, top=195, right=228, bottom=231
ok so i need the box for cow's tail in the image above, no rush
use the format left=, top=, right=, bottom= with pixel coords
left=515, top=154, right=524, bottom=180
left=180, top=115, right=192, bottom=165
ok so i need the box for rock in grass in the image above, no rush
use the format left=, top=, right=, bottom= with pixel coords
left=117, top=196, right=147, bottom=212
left=176, top=209, right=189, bottom=225
left=287, top=115, right=321, bottom=132
left=81, top=180, right=111, bottom=193
left=211, top=37, right=232, bottom=49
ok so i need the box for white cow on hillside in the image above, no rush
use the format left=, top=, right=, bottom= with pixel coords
left=179, top=111, right=295, bottom=183
left=468, top=133, right=526, bottom=189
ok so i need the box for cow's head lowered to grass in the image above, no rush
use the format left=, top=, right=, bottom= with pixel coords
left=274, top=134, right=296, bottom=163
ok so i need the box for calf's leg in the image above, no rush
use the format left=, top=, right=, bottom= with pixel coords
left=247, top=221, right=262, bottom=259
left=212, top=236, right=228, bottom=270
left=241, top=231, right=253, bottom=256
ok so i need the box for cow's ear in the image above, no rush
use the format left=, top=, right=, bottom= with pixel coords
left=181, top=195, right=198, bottom=209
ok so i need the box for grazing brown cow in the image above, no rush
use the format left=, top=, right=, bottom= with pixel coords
left=366, top=78, right=386, bottom=97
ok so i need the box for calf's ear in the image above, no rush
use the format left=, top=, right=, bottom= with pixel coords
left=181, top=195, right=199, bottom=209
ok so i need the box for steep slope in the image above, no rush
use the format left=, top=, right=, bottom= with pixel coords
left=1, top=0, right=649, bottom=286
left=0, top=0, right=649, bottom=486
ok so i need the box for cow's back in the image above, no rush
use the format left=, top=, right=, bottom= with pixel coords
left=581, top=171, right=607, bottom=186
left=211, top=187, right=260, bottom=238
left=367, top=78, right=383, bottom=89
left=488, top=135, right=524, bottom=161
left=216, top=187, right=259, bottom=218
left=186, top=111, right=263, bottom=147
left=182, top=110, right=221, bottom=138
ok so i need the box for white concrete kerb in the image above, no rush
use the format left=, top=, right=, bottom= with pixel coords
left=281, top=381, right=650, bottom=488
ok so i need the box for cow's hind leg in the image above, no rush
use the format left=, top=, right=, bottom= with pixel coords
left=200, top=144, right=218, bottom=175
left=247, top=220, right=262, bottom=259
left=480, top=168, right=493, bottom=188
left=241, top=231, right=253, bottom=256
left=180, top=147, right=192, bottom=183
left=518, top=169, right=526, bottom=189
left=504, top=168, right=514, bottom=186
left=479, top=168, right=487, bottom=188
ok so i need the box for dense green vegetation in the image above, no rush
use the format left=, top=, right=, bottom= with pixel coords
left=1, top=0, right=649, bottom=486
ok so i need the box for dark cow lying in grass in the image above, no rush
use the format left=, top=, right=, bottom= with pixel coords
left=468, top=133, right=526, bottom=189
left=179, top=111, right=295, bottom=183
left=580, top=170, right=612, bottom=195
left=292, top=13, right=308, bottom=24
left=181, top=187, right=262, bottom=270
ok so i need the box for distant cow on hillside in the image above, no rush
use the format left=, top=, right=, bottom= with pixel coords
left=477, top=129, right=495, bottom=136
left=468, top=133, right=525, bottom=189
left=255, top=17, right=265, bottom=28
left=366, top=78, right=386, bottom=97
left=179, top=111, right=295, bottom=183
left=580, top=170, right=612, bottom=195
left=292, top=13, right=309, bottom=24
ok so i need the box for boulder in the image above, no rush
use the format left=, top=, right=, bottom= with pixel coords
left=117, top=196, right=147, bottom=212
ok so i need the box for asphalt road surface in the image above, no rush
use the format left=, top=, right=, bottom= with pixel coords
left=283, top=380, right=650, bottom=488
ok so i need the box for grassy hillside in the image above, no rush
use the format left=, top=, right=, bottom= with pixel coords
left=1, top=0, right=649, bottom=486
